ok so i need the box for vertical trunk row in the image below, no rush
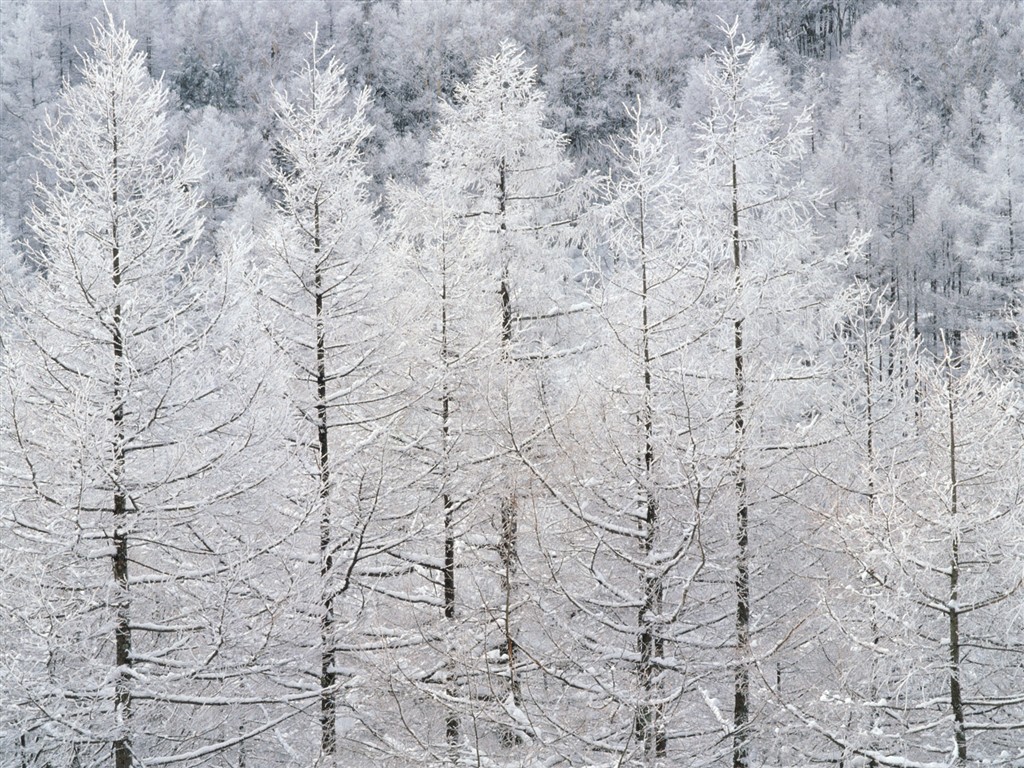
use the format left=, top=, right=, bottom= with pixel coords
left=110, top=109, right=134, bottom=768
left=314, top=199, right=337, bottom=756
left=730, top=158, right=751, bottom=768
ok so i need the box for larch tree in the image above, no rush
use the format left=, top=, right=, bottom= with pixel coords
left=419, top=41, right=582, bottom=757
left=0, top=1, right=58, bottom=239
left=525, top=104, right=719, bottom=765
left=684, top=23, right=847, bottom=767
left=386, top=166, right=497, bottom=767
left=374, top=41, right=587, bottom=766
left=820, top=332, right=1024, bottom=767
left=811, top=50, right=926, bottom=335
left=912, top=338, right=1024, bottom=766
left=591, top=104, right=684, bottom=764
left=0, top=19, right=297, bottom=767
left=257, top=31, right=400, bottom=761
left=972, top=80, right=1023, bottom=337
left=906, top=147, right=979, bottom=348
left=809, top=290, right=925, bottom=764
left=906, top=77, right=1022, bottom=349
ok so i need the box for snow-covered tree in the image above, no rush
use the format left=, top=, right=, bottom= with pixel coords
left=907, top=147, right=979, bottom=347
left=809, top=290, right=925, bottom=763
left=525, top=102, right=720, bottom=766
left=820, top=330, right=1024, bottom=766
left=376, top=41, right=584, bottom=765
left=683, top=24, right=847, bottom=767
left=1, top=3, right=1022, bottom=764
left=0, top=19, right=297, bottom=766
left=256, top=31, right=402, bottom=761
left=812, top=51, right=926, bottom=331
left=428, top=41, right=581, bottom=755
left=0, top=1, right=58, bottom=238
left=972, top=80, right=1023, bottom=336
left=386, top=165, right=497, bottom=766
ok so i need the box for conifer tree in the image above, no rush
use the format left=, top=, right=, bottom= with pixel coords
left=685, top=24, right=844, bottom=766
left=1, top=19, right=296, bottom=766
left=427, top=41, right=579, bottom=754
left=382, top=42, right=583, bottom=764
left=537, top=104, right=715, bottom=764
left=973, top=80, right=1023, bottom=336
left=820, top=331, right=1024, bottom=765
left=258, top=30, right=399, bottom=760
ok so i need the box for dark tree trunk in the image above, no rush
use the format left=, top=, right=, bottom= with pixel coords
left=110, top=109, right=134, bottom=768
left=731, top=158, right=751, bottom=768
left=441, top=253, right=460, bottom=763
left=496, top=156, right=523, bottom=739
left=314, top=199, right=337, bottom=757
left=635, top=194, right=665, bottom=761
left=945, top=353, right=967, bottom=767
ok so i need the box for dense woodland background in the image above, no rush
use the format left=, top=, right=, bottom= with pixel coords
left=1, top=1, right=1022, bottom=767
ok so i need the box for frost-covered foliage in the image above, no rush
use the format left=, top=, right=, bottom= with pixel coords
left=2, top=3, right=1022, bottom=767
left=1, top=19, right=298, bottom=765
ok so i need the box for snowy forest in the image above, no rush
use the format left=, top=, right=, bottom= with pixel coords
left=1, top=1, right=1022, bottom=766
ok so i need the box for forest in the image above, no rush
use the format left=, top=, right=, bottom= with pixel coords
left=1, top=1, right=1022, bottom=766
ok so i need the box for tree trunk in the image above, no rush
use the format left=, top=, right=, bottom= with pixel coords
left=441, top=253, right=459, bottom=763
left=314, top=199, right=337, bottom=757
left=496, top=156, right=523, bottom=739
left=636, top=195, right=665, bottom=761
left=731, top=158, right=751, bottom=768
left=110, top=110, right=134, bottom=768
left=945, top=351, right=967, bottom=767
